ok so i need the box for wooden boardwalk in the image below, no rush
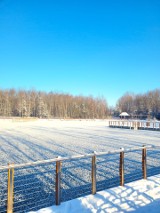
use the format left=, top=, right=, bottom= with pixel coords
left=109, top=120, right=160, bottom=131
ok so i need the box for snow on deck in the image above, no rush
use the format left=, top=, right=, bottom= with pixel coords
left=29, top=174, right=160, bottom=213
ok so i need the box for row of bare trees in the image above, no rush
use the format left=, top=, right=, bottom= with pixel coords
left=115, top=89, right=160, bottom=119
left=0, top=89, right=109, bottom=118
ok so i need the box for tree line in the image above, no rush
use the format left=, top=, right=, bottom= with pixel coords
left=0, top=89, right=109, bottom=118
left=115, top=89, right=160, bottom=119
left=1, top=88, right=160, bottom=119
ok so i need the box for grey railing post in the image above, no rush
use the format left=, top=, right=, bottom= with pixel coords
left=7, top=164, right=14, bottom=213
left=119, top=148, right=124, bottom=186
left=142, top=146, right=147, bottom=179
left=92, top=152, right=96, bottom=195
left=56, top=157, right=61, bottom=205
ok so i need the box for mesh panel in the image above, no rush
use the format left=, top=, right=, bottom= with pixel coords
left=124, top=150, right=142, bottom=183
left=0, top=170, right=8, bottom=213
left=13, top=163, right=56, bottom=212
left=96, top=153, right=120, bottom=191
left=61, top=157, right=92, bottom=202
left=147, top=149, right=160, bottom=177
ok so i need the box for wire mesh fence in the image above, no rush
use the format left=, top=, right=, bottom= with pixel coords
left=124, top=150, right=142, bottom=183
left=0, top=170, right=7, bottom=213
left=13, top=163, right=56, bottom=212
left=147, top=148, right=160, bottom=177
left=96, top=153, right=120, bottom=191
left=61, top=157, right=92, bottom=202
left=0, top=146, right=160, bottom=213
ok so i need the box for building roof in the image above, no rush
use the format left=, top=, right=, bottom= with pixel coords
left=119, top=112, right=130, bottom=116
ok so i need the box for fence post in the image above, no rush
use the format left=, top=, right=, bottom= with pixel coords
left=55, top=157, right=61, bottom=205
left=92, top=152, right=96, bottom=195
left=7, top=164, right=14, bottom=213
left=142, top=146, right=147, bottom=179
left=119, top=149, right=124, bottom=186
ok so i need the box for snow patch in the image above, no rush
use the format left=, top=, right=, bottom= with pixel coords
left=29, top=174, right=160, bottom=213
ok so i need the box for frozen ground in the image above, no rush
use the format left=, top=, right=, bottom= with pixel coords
left=0, top=119, right=160, bottom=165
left=0, top=119, right=160, bottom=212
left=29, top=174, right=160, bottom=213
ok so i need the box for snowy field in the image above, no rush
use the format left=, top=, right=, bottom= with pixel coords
left=0, top=119, right=160, bottom=212
left=0, top=119, right=160, bottom=165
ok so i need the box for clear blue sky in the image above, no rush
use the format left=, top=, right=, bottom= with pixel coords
left=0, top=0, right=160, bottom=106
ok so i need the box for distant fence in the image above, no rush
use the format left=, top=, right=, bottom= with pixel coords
left=12, top=117, right=38, bottom=122
left=109, top=120, right=160, bottom=131
left=0, top=145, right=160, bottom=213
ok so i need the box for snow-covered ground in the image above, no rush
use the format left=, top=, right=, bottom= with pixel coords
left=0, top=119, right=160, bottom=212
left=29, top=174, right=160, bottom=213
left=0, top=119, right=160, bottom=165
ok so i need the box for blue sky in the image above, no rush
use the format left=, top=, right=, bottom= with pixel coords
left=0, top=0, right=160, bottom=106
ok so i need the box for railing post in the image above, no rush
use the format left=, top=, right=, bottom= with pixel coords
left=55, top=157, right=61, bottom=205
left=142, top=146, right=147, bottom=179
left=7, top=164, right=14, bottom=213
left=119, top=149, right=124, bottom=186
left=92, top=152, right=96, bottom=195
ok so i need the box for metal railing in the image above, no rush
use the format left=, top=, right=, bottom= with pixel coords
left=109, top=120, right=160, bottom=130
left=0, top=145, right=160, bottom=213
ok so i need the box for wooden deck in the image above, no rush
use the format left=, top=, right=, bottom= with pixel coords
left=109, top=120, right=160, bottom=131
